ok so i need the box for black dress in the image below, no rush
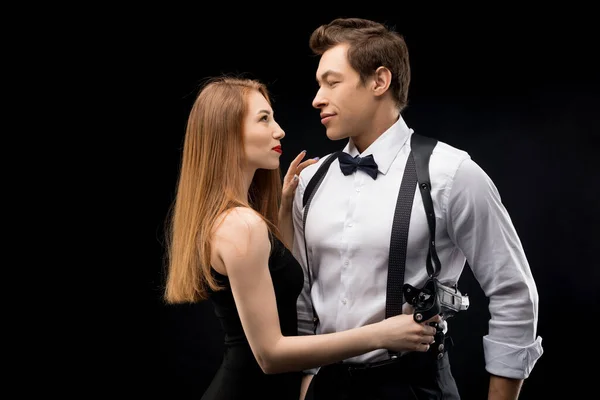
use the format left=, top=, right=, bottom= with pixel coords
left=201, top=236, right=305, bottom=400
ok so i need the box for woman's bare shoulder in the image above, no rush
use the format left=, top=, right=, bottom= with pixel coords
left=214, top=206, right=266, bottom=233
left=212, top=207, right=270, bottom=257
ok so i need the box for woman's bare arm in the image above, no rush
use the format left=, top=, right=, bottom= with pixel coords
left=212, top=207, right=436, bottom=374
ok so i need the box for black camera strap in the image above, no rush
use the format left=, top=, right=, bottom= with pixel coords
left=411, top=134, right=441, bottom=279
left=301, top=133, right=439, bottom=334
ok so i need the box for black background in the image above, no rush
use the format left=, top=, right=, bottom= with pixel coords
left=122, top=11, right=598, bottom=399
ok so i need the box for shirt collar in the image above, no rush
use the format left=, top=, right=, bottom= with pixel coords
left=343, top=115, right=413, bottom=175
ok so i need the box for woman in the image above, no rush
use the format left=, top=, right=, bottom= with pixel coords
left=164, top=76, right=438, bottom=399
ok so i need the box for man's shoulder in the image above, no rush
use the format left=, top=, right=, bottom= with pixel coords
left=293, top=151, right=340, bottom=209
left=428, top=138, right=472, bottom=174
left=298, top=151, right=338, bottom=183
left=430, top=138, right=470, bottom=162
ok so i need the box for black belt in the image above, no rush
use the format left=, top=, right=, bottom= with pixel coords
left=321, top=336, right=454, bottom=378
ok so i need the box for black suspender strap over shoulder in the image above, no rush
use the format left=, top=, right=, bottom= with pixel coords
left=301, top=150, right=341, bottom=331
left=302, top=151, right=342, bottom=209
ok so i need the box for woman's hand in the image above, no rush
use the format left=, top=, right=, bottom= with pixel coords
left=278, top=151, right=318, bottom=250
left=281, top=150, right=319, bottom=210
left=378, top=314, right=441, bottom=353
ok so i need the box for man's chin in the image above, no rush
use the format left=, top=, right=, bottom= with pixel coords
left=325, top=130, right=348, bottom=141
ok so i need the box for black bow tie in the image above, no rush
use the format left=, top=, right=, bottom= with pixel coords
left=338, top=152, right=379, bottom=180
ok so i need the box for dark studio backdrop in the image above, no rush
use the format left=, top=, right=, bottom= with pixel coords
left=130, top=12, right=598, bottom=399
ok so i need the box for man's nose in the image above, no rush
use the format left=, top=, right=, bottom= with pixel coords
left=312, top=89, right=327, bottom=109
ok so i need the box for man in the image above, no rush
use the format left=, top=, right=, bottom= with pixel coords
left=292, top=18, right=543, bottom=399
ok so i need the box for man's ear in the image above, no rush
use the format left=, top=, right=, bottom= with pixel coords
left=372, top=66, right=392, bottom=97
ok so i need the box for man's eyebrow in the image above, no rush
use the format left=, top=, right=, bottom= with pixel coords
left=316, top=70, right=342, bottom=82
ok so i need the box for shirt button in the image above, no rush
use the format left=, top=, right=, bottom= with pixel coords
left=355, top=188, right=360, bottom=192
left=348, top=223, right=353, bottom=227
left=342, top=299, right=347, bottom=305
left=344, top=260, right=349, bottom=265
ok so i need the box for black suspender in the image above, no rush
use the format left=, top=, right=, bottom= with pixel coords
left=302, top=150, right=342, bottom=210
left=301, top=150, right=342, bottom=330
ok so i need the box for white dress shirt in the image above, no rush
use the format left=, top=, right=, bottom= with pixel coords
left=292, top=116, right=543, bottom=379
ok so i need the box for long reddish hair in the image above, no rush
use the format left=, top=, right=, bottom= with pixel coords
left=164, top=76, right=283, bottom=303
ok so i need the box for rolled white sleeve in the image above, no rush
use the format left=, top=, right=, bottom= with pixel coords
left=446, top=158, right=543, bottom=379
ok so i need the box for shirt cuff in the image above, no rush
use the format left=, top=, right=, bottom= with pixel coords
left=483, top=335, right=543, bottom=379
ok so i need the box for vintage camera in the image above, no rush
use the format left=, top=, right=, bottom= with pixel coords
left=403, top=278, right=469, bottom=322
left=403, top=278, right=470, bottom=358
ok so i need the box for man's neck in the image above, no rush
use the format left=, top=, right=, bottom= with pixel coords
left=352, top=108, right=400, bottom=153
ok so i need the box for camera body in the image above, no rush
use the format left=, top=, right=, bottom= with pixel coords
left=403, top=278, right=469, bottom=322
left=402, top=278, right=470, bottom=358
